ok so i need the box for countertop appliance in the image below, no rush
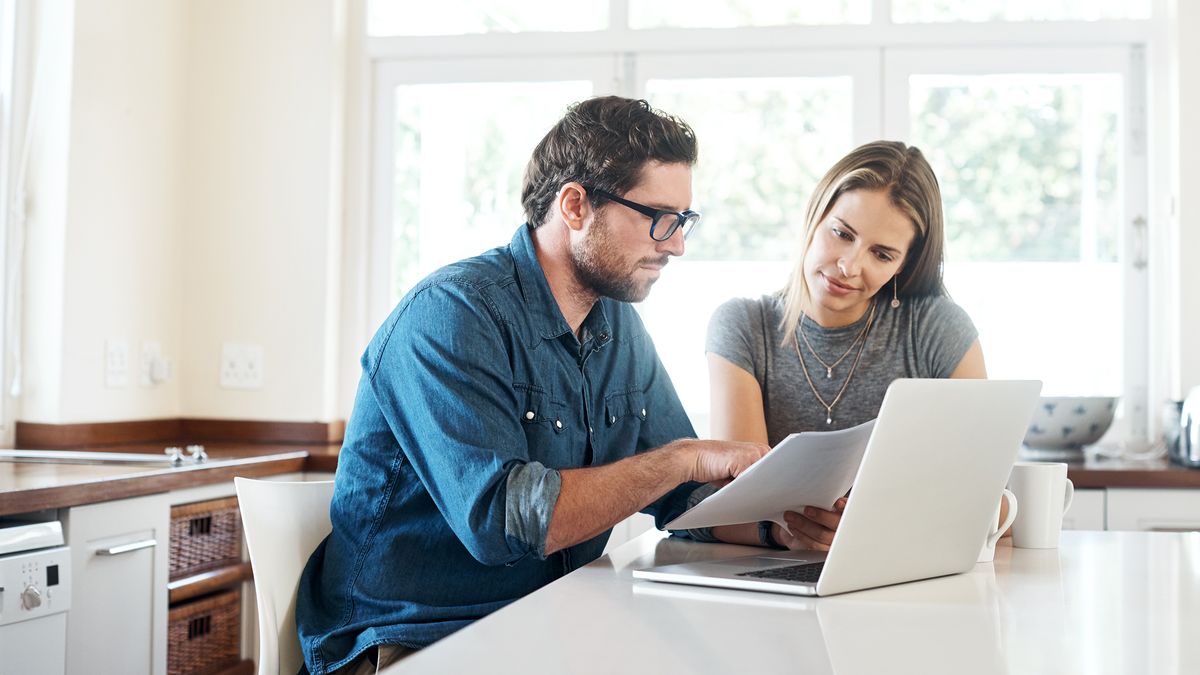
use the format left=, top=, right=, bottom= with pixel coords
left=0, top=516, right=72, bottom=675
left=1175, top=386, right=1200, bottom=468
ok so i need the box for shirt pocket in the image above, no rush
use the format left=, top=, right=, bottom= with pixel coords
left=604, top=388, right=647, bottom=428
left=514, top=382, right=573, bottom=466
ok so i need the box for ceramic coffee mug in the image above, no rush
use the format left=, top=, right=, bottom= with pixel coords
left=977, top=488, right=1018, bottom=563
left=1007, top=461, right=1074, bottom=549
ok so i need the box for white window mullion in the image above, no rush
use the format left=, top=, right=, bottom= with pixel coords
left=1124, top=45, right=1151, bottom=443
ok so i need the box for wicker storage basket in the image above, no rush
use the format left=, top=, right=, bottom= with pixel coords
left=169, top=496, right=242, bottom=580
left=167, top=589, right=241, bottom=675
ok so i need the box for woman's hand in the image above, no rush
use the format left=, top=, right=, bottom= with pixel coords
left=774, top=496, right=848, bottom=551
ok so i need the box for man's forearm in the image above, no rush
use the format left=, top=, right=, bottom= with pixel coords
left=543, top=441, right=691, bottom=555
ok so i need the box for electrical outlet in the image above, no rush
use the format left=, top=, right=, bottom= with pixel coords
left=220, top=341, right=264, bottom=389
left=105, top=339, right=129, bottom=388
left=140, top=341, right=170, bottom=386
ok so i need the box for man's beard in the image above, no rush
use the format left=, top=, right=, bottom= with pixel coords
left=570, top=213, right=668, bottom=303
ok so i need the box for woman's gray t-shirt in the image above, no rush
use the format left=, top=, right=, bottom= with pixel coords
left=706, top=293, right=979, bottom=447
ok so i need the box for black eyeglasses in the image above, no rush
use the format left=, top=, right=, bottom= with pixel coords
left=585, top=186, right=701, bottom=242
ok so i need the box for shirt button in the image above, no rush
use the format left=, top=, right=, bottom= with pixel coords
left=525, top=411, right=535, bottom=420
left=640, top=408, right=647, bottom=417
left=555, top=420, right=563, bottom=430
left=610, top=415, right=617, bottom=424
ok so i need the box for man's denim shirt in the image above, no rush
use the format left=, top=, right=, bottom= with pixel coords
left=296, top=225, right=699, bottom=673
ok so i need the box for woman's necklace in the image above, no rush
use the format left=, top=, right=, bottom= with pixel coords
left=794, top=302, right=877, bottom=425
left=799, top=304, right=874, bottom=379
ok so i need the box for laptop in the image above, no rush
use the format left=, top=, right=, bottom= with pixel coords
left=633, top=379, right=1042, bottom=596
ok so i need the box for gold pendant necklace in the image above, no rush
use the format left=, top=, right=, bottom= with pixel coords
left=794, top=302, right=876, bottom=425
left=799, top=305, right=873, bottom=379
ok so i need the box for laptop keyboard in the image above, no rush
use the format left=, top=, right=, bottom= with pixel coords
left=737, top=561, right=825, bottom=583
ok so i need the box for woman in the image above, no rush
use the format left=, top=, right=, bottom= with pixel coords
left=696, top=140, right=987, bottom=550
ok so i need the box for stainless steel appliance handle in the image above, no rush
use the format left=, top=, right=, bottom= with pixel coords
left=96, top=539, right=157, bottom=556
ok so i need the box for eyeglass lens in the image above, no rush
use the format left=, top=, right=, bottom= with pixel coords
left=651, top=213, right=699, bottom=241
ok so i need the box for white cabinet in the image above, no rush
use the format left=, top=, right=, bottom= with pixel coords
left=1105, top=488, right=1200, bottom=532
left=64, top=492, right=170, bottom=675
left=1062, top=488, right=1106, bottom=530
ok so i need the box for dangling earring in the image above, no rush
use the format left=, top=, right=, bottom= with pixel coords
left=890, top=276, right=901, bottom=308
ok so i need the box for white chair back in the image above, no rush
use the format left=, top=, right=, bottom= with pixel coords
left=235, top=477, right=335, bottom=675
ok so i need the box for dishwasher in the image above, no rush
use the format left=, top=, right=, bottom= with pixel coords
left=0, top=514, right=72, bottom=675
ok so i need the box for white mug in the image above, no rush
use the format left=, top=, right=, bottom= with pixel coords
left=1007, top=462, right=1075, bottom=549
left=977, top=488, right=1018, bottom=563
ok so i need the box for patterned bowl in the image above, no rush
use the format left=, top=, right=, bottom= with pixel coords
left=1023, top=396, right=1118, bottom=450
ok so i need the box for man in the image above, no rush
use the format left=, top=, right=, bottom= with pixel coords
left=296, top=96, right=769, bottom=674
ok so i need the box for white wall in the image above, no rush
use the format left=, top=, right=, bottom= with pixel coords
left=18, top=0, right=75, bottom=423
left=57, top=0, right=186, bottom=422
left=179, top=0, right=344, bottom=421
left=20, top=0, right=187, bottom=424
left=18, top=0, right=346, bottom=427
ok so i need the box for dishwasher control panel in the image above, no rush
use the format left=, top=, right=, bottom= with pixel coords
left=0, top=546, right=72, bottom=626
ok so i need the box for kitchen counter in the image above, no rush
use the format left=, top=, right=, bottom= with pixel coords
left=1062, top=450, right=1200, bottom=488
left=389, top=529, right=1200, bottom=674
left=0, top=443, right=323, bottom=515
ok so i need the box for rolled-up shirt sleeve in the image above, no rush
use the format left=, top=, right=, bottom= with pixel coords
left=366, top=280, right=560, bottom=565
left=672, top=483, right=720, bottom=542
left=503, top=461, right=561, bottom=557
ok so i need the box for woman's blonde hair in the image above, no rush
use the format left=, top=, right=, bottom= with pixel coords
left=779, top=140, right=946, bottom=345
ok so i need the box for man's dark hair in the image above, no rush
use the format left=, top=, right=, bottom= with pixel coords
left=521, top=96, right=698, bottom=228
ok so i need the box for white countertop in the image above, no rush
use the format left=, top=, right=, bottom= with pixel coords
left=388, top=529, right=1200, bottom=674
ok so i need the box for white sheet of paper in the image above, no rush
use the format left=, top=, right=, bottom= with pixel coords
left=665, top=419, right=876, bottom=530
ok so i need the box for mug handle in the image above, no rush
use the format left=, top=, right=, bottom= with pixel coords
left=1062, top=478, right=1075, bottom=513
left=986, top=489, right=1018, bottom=549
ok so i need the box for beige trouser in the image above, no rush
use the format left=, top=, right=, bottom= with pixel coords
left=332, top=644, right=412, bottom=675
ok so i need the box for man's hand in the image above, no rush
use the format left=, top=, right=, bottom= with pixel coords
left=676, top=439, right=771, bottom=486
left=773, top=496, right=848, bottom=551
left=545, top=438, right=769, bottom=555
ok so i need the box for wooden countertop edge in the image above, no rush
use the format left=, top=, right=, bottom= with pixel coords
left=4, top=450, right=1197, bottom=517
left=1068, top=466, right=1200, bottom=489
left=0, top=452, right=308, bottom=515
left=303, top=452, right=340, bottom=474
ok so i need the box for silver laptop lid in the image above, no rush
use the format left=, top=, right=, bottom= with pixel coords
left=815, top=379, right=1041, bottom=595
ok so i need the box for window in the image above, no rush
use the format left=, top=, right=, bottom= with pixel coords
left=366, top=4, right=1161, bottom=443
left=385, top=80, right=594, bottom=300
left=370, top=57, right=609, bottom=315
left=885, top=47, right=1147, bottom=438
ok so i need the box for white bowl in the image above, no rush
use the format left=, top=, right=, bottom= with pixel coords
left=1023, top=396, right=1118, bottom=450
